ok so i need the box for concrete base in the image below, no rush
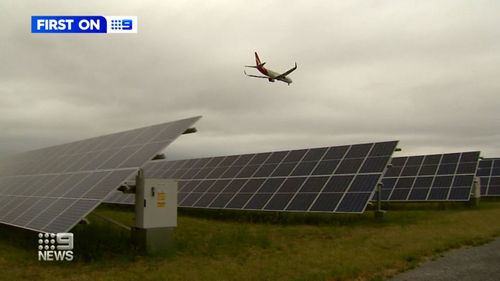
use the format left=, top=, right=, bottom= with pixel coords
left=469, top=177, right=481, bottom=208
left=131, top=227, right=175, bottom=255
left=469, top=197, right=480, bottom=208
left=374, top=210, right=386, bottom=220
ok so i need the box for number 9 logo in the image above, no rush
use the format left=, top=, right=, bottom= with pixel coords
left=56, top=233, right=74, bottom=250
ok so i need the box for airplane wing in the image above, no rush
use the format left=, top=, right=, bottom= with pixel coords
left=274, top=62, right=297, bottom=79
left=244, top=70, right=269, bottom=79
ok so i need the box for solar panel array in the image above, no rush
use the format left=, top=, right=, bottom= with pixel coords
left=476, top=158, right=500, bottom=196
left=106, top=141, right=398, bottom=213
left=0, top=116, right=201, bottom=233
left=379, top=151, right=480, bottom=201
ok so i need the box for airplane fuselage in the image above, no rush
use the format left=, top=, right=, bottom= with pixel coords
left=257, top=66, right=293, bottom=84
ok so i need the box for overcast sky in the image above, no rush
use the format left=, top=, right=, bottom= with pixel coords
left=1, top=1, right=499, bottom=160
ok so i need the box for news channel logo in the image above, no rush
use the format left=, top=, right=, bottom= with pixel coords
left=37, top=232, right=74, bottom=261
left=31, top=16, right=137, bottom=34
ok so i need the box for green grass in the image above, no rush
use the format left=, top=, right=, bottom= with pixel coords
left=1, top=201, right=500, bottom=281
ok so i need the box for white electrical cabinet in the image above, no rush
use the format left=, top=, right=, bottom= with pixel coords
left=135, top=178, right=177, bottom=229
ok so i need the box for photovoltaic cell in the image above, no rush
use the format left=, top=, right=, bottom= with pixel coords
left=380, top=151, right=480, bottom=201
left=105, top=141, right=399, bottom=214
left=0, top=116, right=201, bottom=233
left=476, top=158, right=500, bottom=196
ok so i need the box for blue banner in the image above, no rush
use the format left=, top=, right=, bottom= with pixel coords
left=31, top=16, right=107, bottom=33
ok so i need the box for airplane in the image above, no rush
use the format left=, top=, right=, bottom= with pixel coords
left=244, top=52, right=297, bottom=85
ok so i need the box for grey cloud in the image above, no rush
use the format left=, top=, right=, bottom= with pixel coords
left=0, top=0, right=499, bottom=159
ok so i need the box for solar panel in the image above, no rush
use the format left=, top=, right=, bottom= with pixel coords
left=379, top=151, right=480, bottom=201
left=105, top=141, right=399, bottom=213
left=0, top=116, right=201, bottom=233
left=476, top=158, right=500, bottom=196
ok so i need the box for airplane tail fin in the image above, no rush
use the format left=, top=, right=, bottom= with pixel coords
left=244, top=52, right=266, bottom=68
left=255, top=52, right=262, bottom=65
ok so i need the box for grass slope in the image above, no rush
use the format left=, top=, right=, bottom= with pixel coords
left=1, top=201, right=500, bottom=281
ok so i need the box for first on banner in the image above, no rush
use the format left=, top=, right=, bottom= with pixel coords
left=31, top=16, right=137, bottom=34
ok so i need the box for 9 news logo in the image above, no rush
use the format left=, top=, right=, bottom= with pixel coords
left=110, top=19, right=133, bottom=31
left=37, top=232, right=74, bottom=261
left=31, top=16, right=137, bottom=34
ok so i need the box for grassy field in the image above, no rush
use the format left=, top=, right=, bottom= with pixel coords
left=1, top=200, right=500, bottom=281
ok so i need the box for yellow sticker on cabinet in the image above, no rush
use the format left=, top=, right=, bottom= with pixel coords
left=157, top=192, right=166, bottom=208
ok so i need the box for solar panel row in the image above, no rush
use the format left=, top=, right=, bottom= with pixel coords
left=106, top=141, right=399, bottom=213
left=0, top=116, right=201, bottom=233
left=476, top=158, right=500, bottom=196
left=380, top=152, right=480, bottom=201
